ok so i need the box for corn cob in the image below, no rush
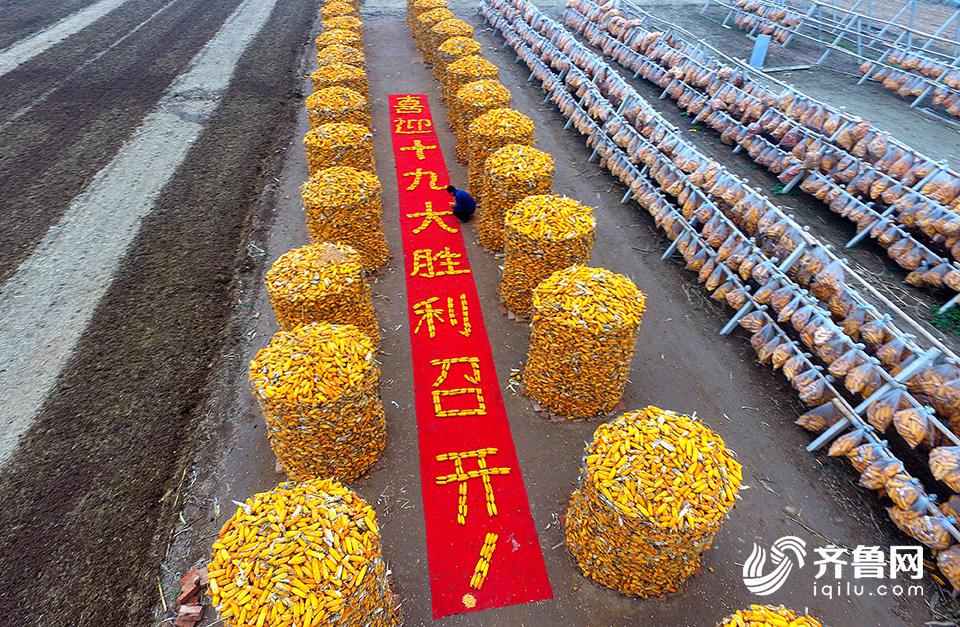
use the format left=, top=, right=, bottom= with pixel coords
left=442, top=55, right=499, bottom=103
left=208, top=478, right=399, bottom=627
left=718, top=605, right=822, bottom=627
left=323, top=15, right=364, bottom=32
left=450, top=80, right=511, bottom=164
left=316, top=44, right=366, bottom=70
left=476, top=144, right=553, bottom=251
left=315, top=28, right=363, bottom=50
left=423, top=19, right=475, bottom=65
left=305, top=86, right=370, bottom=129
left=434, top=36, right=481, bottom=83
left=466, top=108, right=535, bottom=201
left=309, top=63, right=368, bottom=99
left=301, top=166, right=389, bottom=271
left=320, top=1, right=357, bottom=18
left=304, top=122, right=375, bottom=176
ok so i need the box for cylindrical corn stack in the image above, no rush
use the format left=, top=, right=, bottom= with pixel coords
left=442, top=55, right=499, bottom=103
left=302, top=166, right=389, bottom=270
left=451, top=80, right=511, bottom=163
left=522, top=265, right=644, bottom=417
left=315, top=28, right=363, bottom=49
left=304, top=122, right=375, bottom=176
left=717, top=605, right=823, bottom=627
left=209, top=478, right=399, bottom=627
left=476, top=144, right=553, bottom=251
left=434, top=36, right=481, bottom=82
left=467, top=108, right=535, bottom=201
left=413, top=8, right=455, bottom=49
left=265, top=242, right=380, bottom=344
left=249, top=322, right=385, bottom=482
left=500, top=195, right=596, bottom=318
left=324, top=15, right=364, bottom=32
left=565, top=406, right=743, bottom=597
left=305, top=87, right=370, bottom=129
left=321, top=1, right=357, bottom=18
left=408, top=0, right=447, bottom=30
left=310, top=63, right=368, bottom=97
left=424, top=19, right=475, bottom=65
left=316, top=44, right=366, bottom=69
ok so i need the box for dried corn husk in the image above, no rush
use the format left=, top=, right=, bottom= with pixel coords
left=467, top=108, right=535, bottom=201
left=937, top=545, right=960, bottom=590
left=323, top=15, right=364, bottom=32
left=302, top=166, right=389, bottom=270
left=315, top=28, right=362, bottom=49
left=209, top=478, right=398, bottom=627
left=477, top=144, right=554, bottom=251
left=565, top=406, right=742, bottom=597
left=424, top=18, right=475, bottom=65
left=310, top=62, right=368, bottom=96
left=316, top=44, right=366, bottom=69
left=717, top=605, right=822, bottom=627
left=451, top=80, right=511, bottom=163
left=304, top=122, right=375, bottom=176
left=523, top=266, right=645, bottom=418
left=305, top=86, right=370, bottom=129
left=442, top=55, right=499, bottom=103
left=434, top=36, right=481, bottom=83
left=321, top=1, right=357, bottom=18
left=249, top=322, right=385, bottom=481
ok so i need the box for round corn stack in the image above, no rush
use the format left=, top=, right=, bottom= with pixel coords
left=208, top=478, right=399, bottom=627
left=522, top=265, right=644, bottom=417
left=304, top=122, right=375, bottom=176
left=265, top=242, right=380, bottom=344
left=476, top=144, right=553, bottom=251
left=249, top=322, right=385, bottom=482
left=302, top=166, right=389, bottom=270
left=500, top=195, right=596, bottom=318
left=718, top=605, right=822, bottom=627
left=442, top=55, right=499, bottom=103
left=451, top=80, right=511, bottom=163
left=316, top=43, right=366, bottom=69
left=434, top=36, right=481, bottom=82
left=413, top=8, right=455, bottom=49
left=467, top=108, right=535, bottom=201
left=408, top=0, right=447, bottom=26
left=305, top=86, right=370, bottom=129
left=321, top=1, right=357, bottom=18
left=565, top=406, right=743, bottom=597
left=315, top=28, right=363, bottom=50
left=324, top=15, right=364, bottom=32
left=424, top=19, right=475, bottom=66
left=310, top=62, right=368, bottom=97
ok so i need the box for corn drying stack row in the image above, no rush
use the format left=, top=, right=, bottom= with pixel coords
left=565, top=407, right=743, bottom=597
left=717, top=605, right=823, bottom=627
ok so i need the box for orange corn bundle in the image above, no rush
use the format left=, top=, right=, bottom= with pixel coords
left=717, top=605, right=822, bottom=627
left=249, top=322, right=385, bottom=482
left=316, top=43, right=366, bottom=69
left=442, top=55, right=498, bottom=102
left=315, top=28, right=362, bottom=50
left=323, top=15, right=364, bottom=32
left=305, top=86, right=370, bottom=128
left=303, top=122, right=375, bottom=176
left=321, top=1, right=357, bottom=19
left=466, top=108, right=535, bottom=200
left=413, top=7, right=455, bottom=48
left=476, top=144, right=553, bottom=251
left=434, top=36, right=481, bottom=82
left=265, top=242, right=380, bottom=344
left=424, top=18, right=475, bottom=65
left=407, top=0, right=447, bottom=32
left=450, top=80, right=511, bottom=163
left=310, top=62, right=368, bottom=97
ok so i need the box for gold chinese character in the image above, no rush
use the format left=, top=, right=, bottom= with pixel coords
left=402, top=168, right=446, bottom=191
left=411, top=293, right=472, bottom=338
left=470, top=532, right=499, bottom=590
left=430, top=356, right=485, bottom=417
left=399, top=139, right=437, bottom=161
left=394, top=118, right=433, bottom=135
left=406, top=201, right=457, bottom=234
left=394, top=95, right=424, bottom=114
left=410, top=246, right=471, bottom=278
left=435, top=448, right=511, bottom=525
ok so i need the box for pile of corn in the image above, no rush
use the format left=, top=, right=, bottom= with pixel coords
left=413, top=8, right=455, bottom=48
left=315, top=28, right=362, bottom=49
left=265, top=242, right=380, bottom=344
left=305, top=86, right=370, bottom=129
left=442, top=55, right=499, bottom=102
left=476, top=144, right=554, bottom=251
left=304, top=123, right=374, bottom=176
left=717, top=605, right=822, bottom=627
left=249, top=322, right=385, bottom=482
left=424, top=19, right=475, bottom=65
left=321, top=1, right=357, bottom=19
left=500, top=195, right=596, bottom=318
left=522, top=265, right=645, bottom=417
left=407, top=0, right=447, bottom=31
left=302, top=166, right=389, bottom=270
left=450, top=80, right=511, bottom=163
left=565, top=406, right=743, bottom=596
left=434, top=36, right=481, bottom=82
left=316, top=44, right=366, bottom=69
left=208, top=478, right=398, bottom=627
left=467, top=108, right=536, bottom=200
left=310, top=63, right=368, bottom=97
left=323, top=15, right=363, bottom=32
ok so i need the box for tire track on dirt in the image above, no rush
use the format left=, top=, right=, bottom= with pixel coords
left=0, top=0, right=104, bottom=50
left=0, top=0, right=314, bottom=622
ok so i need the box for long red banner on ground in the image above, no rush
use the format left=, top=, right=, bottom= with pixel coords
left=386, top=93, right=552, bottom=618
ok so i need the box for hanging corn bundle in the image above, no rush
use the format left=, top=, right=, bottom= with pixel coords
left=466, top=108, right=535, bottom=201
left=302, top=166, right=389, bottom=270
left=565, top=406, right=743, bottom=597
left=265, top=242, right=380, bottom=344
left=500, top=195, right=596, bottom=318
left=522, top=265, right=644, bottom=417
left=305, top=86, right=370, bottom=129
left=717, top=605, right=822, bottom=627
left=310, top=63, right=368, bottom=98
left=450, top=80, right=511, bottom=163
left=407, top=0, right=447, bottom=32
left=424, top=18, right=475, bottom=66
left=316, top=44, right=366, bottom=69
left=208, top=478, right=399, bottom=627
left=304, top=122, right=375, bottom=176
left=434, top=36, right=481, bottom=83
left=321, top=1, right=357, bottom=19
left=323, top=15, right=364, bottom=33
left=442, top=55, right=499, bottom=103
left=315, top=28, right=363, bottom=50
left=413, top=8, right=455, bottom=49
left=477, top=144, right=553, bottom=251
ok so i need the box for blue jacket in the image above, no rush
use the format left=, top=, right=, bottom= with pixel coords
left=451, top=188, right=476, bottom=217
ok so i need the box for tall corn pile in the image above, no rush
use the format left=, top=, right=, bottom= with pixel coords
left=304, top=123, right=375, bottom=176
left=302, top=166, right=389, bottom=270
left=434, top=36, right=481, bottom=82
left=321, top=1, right=357, bottom=18
left=413, top=8, right=455, bottom=49
left=310, top=63, right=369, bottom=97
left=316, top=44, right=366, bottom=69
left=315, top=28, right=362, bottom=49
left=249, top=322, right=386, bottom=482
left=477, top=144, right=554, bottom=251
left=208, top=478, right=398, bottom=626
left=565, top=407, right=743, bottom=596
left=266, top=242, right=380, bottom=344
left=522, top=265, right=645, bottom=417
left=442, top=55, right=499, bottom=102
left=323, top=15, right=363, bottom=32
left=718, top=605, right=822, bottom=627
left=407, top=0, right=447, bottom=31
left=450, top=80, right=511, bottom=163
left=305, top=86, right=370, bottom=129
left=467, top=108, right=535, bottom=201
left=500, top=195, right=596, bottom=318
left=424, top=19, right=475, bottom=65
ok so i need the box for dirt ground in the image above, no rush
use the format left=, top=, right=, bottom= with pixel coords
left=158, top=2, right=950, bottom=625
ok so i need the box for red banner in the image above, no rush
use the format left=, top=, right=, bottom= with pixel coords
left=387, top=93, right=552, bottom=618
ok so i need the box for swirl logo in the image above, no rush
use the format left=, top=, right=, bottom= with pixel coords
left=742, top=536, right=807, bottom=596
